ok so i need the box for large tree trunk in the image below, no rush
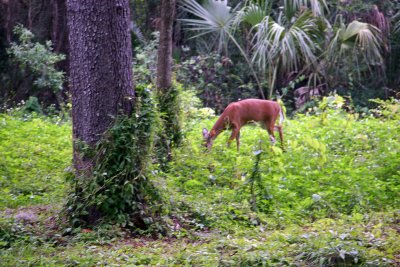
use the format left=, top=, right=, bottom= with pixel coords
left=66, top=0, right=134, bottom=174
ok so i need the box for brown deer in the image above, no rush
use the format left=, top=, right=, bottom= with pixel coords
left=202, top=99, right=284, bottom=151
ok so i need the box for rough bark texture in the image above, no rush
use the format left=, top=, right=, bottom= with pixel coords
left=66, top=0, right=134, bottom=173
left=156, top=0, right=176, bottom=91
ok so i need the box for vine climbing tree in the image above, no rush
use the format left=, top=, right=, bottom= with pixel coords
left=66, top=0, right=163, bottom=230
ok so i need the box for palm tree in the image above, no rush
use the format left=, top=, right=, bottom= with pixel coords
left=329, top=19, right=382, bottom=63
left=180, top=0, right=266, bottom=98
left=181, top=0, right=326, bottom=99
left=251, top=9, right=325, bottom=98
left=180, top=0, right=384, bottom=100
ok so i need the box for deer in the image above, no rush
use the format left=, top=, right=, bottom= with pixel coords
left=202, top=99, right=284, bottom=152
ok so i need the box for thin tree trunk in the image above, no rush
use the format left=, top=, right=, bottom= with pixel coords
left=156, top=0, right=179, bottom=165
left=157, top=0, right=176, bottom=91
left=51, top=0, right=68, bottom=54
left=67, top=0, right=134, bottom=175
left=51, top=0, right=69, bottom=109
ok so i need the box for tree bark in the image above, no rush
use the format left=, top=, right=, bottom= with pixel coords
left=156, top=0, right=176, bottom=91
left=51, top=0, right=69, bottom=109
left=51, top=0, right=68, bottom=59
left=66, top=0, right=134, bottom=174
left=156, top=0, right=178, bottom=165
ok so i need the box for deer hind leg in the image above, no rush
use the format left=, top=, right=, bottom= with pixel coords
left=266, top=122, right=276, bottom=145
left=275, top=125, right=284, bottom=150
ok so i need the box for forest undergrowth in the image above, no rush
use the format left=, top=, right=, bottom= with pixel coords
left=0, top=96, right=399, bottom=266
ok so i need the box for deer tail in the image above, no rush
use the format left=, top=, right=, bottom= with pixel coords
left=279, top=107, right=284, bottom=126
left=277, top=99, right=285, bottom=126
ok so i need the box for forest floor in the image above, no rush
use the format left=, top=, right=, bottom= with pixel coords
left=1, top=204, right=399, bottom=266
left=0, top=205, right=400, bottom=266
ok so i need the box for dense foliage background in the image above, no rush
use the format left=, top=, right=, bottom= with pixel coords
left=1, top=0, right=400, bottom=112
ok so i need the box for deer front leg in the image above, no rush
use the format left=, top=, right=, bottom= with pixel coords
left=228, top=125, right=240, bottom=150
left=236, top=131, right=240, bottom=152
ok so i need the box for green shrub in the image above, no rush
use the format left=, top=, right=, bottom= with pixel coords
left=7, top=25, right=65, bottom=93
left=22, top=96, right=42, bottom=114
left=370, top=97, right=400, bottom=120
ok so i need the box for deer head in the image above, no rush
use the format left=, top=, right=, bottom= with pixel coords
left=202, top=128, right=215, bottom=150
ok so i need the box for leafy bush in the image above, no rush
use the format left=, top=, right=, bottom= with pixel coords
left=7, top=25, right=65, bottom=93
left=22, top=96, right=42, bottom=114
left=179, top=88, right=215, bottom=118
left=370, top=97, right=400, bottom=120
left=133, top=32, right=159, bottom=85
left=176, top=52, right=258, bottom=112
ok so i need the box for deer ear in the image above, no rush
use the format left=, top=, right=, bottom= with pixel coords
left=202, top=128, right=209, bottom=139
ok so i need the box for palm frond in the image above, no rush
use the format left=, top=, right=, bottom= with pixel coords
left=233, top=0, right=271, bottom=27
left=252, top=11, right=320, bottom=73
left=392, top=10, right=400, bottom=33
left=329, top=20, right=383, bottom=66
left=284, top=0, right=328, bottom=20
left=130, top=21, right=146, bottom=44
left=180, top=0, right=238, bottom=52
left=180, top=0, right=266, bottom=98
